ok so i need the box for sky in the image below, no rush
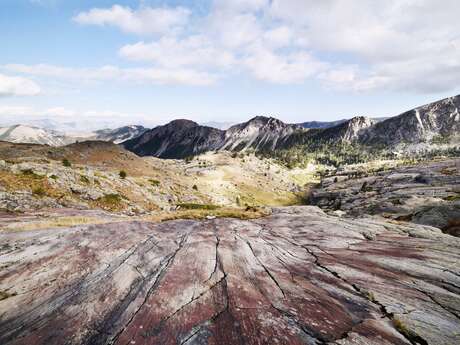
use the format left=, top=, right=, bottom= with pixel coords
left=1, top=0, right=460, bottom=131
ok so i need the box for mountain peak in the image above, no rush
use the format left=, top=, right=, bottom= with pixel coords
left=245, top=116, right=285, bottom=126
left=166, top=119, right=199, bottom=128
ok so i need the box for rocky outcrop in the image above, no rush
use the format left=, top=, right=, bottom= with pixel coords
left=1, top=206, right=459, bottom=344
left=309, top=158, right=460, bottom=236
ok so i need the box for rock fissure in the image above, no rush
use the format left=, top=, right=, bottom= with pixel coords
left=240, top=235, right=286, bottom=298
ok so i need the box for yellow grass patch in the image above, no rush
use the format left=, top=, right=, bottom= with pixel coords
left=0, top=216, right=113, bottom=232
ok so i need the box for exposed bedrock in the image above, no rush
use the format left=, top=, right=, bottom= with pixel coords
left=1, top=206, right=459, bottom=344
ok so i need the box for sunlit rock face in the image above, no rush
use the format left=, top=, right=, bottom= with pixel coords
left=1, top=206, right=459, bottom=345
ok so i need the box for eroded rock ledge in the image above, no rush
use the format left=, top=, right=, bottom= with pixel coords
left=1, top=206, right=459, bottom=345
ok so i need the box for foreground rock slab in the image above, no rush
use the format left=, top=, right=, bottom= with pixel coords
left=1, top=206, right=459, bottom=345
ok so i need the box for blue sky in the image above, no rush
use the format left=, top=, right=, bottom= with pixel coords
left=1, top=0, right=460, bottom=131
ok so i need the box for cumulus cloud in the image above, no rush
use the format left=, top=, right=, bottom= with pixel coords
left=73, top=5, right=190, bottom=35
left=243, top=45, right=326, bottom=84
left=31, top=1, right=460, bottom=91
left=268, top=0, right=460, bottom=92
left=0, top=74, right=41, bottom=97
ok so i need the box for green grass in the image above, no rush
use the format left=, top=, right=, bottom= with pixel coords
left=177, top=203, right=219, bottom=210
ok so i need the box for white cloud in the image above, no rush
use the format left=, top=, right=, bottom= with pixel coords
left=212, top=0, right=269, bottom=13
left=263, top=26, right=292, bottom=48
left=3, top=64, right=217, bottom=86
left=119, top=36, right=235, bottom=69
left=73, top=5, right=190, bottom=35
left=0, top=73, right=41, bottom=97
left=267, top=0, right=460, bottom=92
left=243, top=45, right=326, bottom=83
left=21, top=1, right=460, bottom=92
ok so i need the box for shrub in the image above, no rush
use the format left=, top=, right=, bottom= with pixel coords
left=102, top=193, right=122, bottom=203
left=119, top=170, right=127, bottom=179
left=149, top=179, right=160, bottom=187
left=49, top=174, right=58, bottom=180
left=21, top=169, right=41, bottom=179
left=192, top=184, right=198, bottom=191
left=32, top=186, right=46, bottom=197
left=62, top=158, right=71, bottom=167
left=95, top=193, right=124, bottom=210
left=21, top=168, right=34, bottom=176
left=80, top=175, right=90, bottom=184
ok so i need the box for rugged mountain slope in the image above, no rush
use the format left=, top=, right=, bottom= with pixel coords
left=221, top=116, right=304, bottom=151
left=0, top=125, right=73, bottom=146
left=123, top=120, right=225, bottom=158
left=311, top=116, right=376, bottom=143
left=360, top=95, right=460, bottom=146
left=91, top=125, right=148, bottom=144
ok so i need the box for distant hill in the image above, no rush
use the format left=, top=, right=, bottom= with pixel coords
left=0, top=124, right=148, bottom=146
left=0, top=125, right=72, bottom=146
left=91, top=125, right=148, bottom=144
left=298, top=119, right=348, bottom=129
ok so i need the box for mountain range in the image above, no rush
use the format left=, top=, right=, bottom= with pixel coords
left=1, top=95, right=459, bottom=158
left=124, top=94, right=460, bottom=158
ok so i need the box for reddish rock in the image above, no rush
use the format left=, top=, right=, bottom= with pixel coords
left=1, top=207, right=459, bottom=344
